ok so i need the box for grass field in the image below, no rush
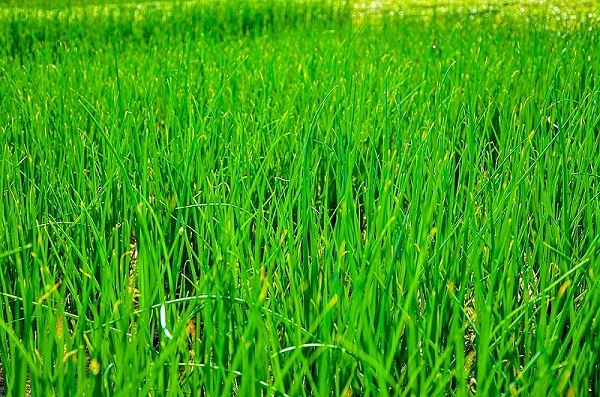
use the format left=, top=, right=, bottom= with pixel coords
left=0, top=0, right=598, bottom=395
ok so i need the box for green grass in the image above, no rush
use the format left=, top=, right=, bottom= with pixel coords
left=0, top=0, right=598, bottom=395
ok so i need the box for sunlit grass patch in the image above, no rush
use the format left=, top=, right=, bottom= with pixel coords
left=0, top=0, right=598, bottom=395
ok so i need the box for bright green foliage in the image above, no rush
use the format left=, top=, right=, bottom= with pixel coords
left=0, top=1, right=598, bottom=396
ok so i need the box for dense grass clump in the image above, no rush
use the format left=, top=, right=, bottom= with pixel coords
left=0, top=0, right=598, bottom=395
